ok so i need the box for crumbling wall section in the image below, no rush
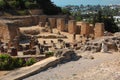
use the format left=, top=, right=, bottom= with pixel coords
left=0, top=21, right=19, bottom=42
left=3, top=15, right=42, bottom=27
left=7, top=23, right=20, bottom=42
left=0, top=22, right=10, bottom=42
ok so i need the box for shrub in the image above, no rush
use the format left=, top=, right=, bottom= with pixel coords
left=12, top=58, right=25, bottom=68
left=9, top=1, right=18, bottom=9
left=17, top=10, right=28, bottom=15
left=0, top=54, right=37, bottom=70
left=0, top=54, right=13, bottom=70
left=25, top=2, right=38, bottom=9
left=25, top=58, right=37, bottom=66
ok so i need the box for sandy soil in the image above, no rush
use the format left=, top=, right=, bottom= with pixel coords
left=38, top=27, right=81, bottom=44
left=24, top=52, right=120, bottom=80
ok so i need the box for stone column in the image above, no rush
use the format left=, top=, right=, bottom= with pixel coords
left=68, top=20, right=77, bottom=34
left=94, top=23, right=105, bottom=38
left=57, top=18, right=65, bottom=31
left=81, top=22, right=90, bottom=36
left=39, top=15, right=47, bottom=27
left=48, top=18, right=56, bottom=28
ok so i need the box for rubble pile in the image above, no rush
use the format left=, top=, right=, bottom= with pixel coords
left=80, top=33, right=120, bottom=53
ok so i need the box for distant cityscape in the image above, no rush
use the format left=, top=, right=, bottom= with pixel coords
left=62, top=4, right=120, bottom=29
left=51, top=0, right=120, bottom=6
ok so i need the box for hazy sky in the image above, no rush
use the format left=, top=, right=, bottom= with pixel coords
left=51, top=0, right=120, bottom=6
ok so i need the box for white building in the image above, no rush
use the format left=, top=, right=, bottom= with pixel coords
left=113, top=16, right=120, bottom=22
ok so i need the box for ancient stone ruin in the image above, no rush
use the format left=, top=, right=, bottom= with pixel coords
left=94, top=23, right=105, bottom=38
left=68, top=20, right=77, bottom=34
left=0, top=14, right=119, bottom=57
left=57, top=18, right=65, bottom=31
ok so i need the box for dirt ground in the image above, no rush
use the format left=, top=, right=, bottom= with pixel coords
left=24, top=52, right=120, bottom=80
left=20, top=26, right=81, bottom=44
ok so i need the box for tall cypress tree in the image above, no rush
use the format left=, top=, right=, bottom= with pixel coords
left=36, top=0, right=61, bottom=15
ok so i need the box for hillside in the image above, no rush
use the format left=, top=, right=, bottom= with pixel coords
left=0, top=0, right=61, bottom=16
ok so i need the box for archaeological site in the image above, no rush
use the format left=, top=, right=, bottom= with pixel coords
left=0, top=0, right=120, bottom=80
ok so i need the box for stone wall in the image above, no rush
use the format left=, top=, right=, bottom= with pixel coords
left=0, top=21, right=19, bottom=42
left=0, top=22, right=10, bottom=42
left=3, top=15, right=45, bottom=27
left=0, top=15, right=47, bottom=42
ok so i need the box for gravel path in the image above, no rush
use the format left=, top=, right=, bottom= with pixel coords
left=24, top=52, right=120, bottom=80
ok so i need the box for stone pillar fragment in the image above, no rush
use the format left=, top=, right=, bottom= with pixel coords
left=72, top=33, right=76, bottom=42
left=39, top=22, right=44, bottom=27
left=80, top=22, right=90, bottom=36
left=68, top=20, right=77, bottom=34
left=48, top=18, right=56, bottom=28
left=39, top=15, right=47, bottom=27
left=57, top=18, right=65, bottom=31
left=45, top=22, right=49, bottom=28
left=13, top=36, right=19, bottom=51
left=30, top=37, right=35, bottom=49
left=94, top=23, right=105, bottom=38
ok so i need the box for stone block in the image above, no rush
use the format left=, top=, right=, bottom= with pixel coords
left=94, top=23, right=105, bottom=38
left=48, top=18, right=56, bottom=28
left=68, top=20, right=77, bottom=34
left=80, top=22, right=91, bottom=36
left=57, top=18, right=65, bottom=31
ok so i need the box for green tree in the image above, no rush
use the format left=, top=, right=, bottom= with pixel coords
left=36, top=0, right=61, bottom=15
left=3, top=0, right=12, bottom=9
left=0, top=0, right=61, bottom=15
left=25, top=1, right=38, bottom=9
left=61, top=8, right=70, bottom=15
left=103, top=16, right=119, bottom=33
left=17, top=0, right=26, bottom=9
left=93, top=10, right=119, bottom=33
left=0, top=0, right=5, bottom=10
